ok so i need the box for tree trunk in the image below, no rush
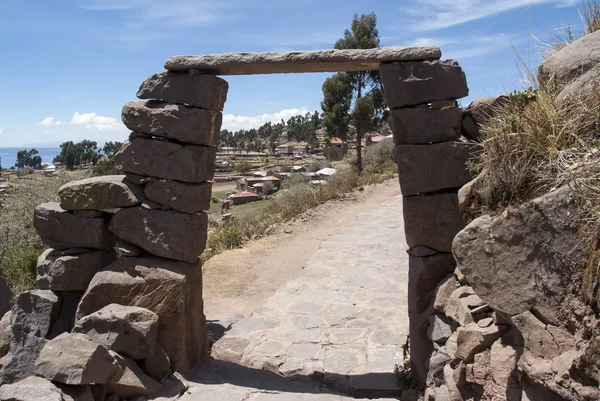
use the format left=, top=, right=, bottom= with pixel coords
left=356, top=128, right=363, bottom=172
left=356, top=72, right=363, bottom=172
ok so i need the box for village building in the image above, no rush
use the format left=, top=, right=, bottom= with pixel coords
left=323, top=137, right=348, bottom=161
left=229, top=191, right=260, bottom=205
left=276, top=141, right=309, bottom=155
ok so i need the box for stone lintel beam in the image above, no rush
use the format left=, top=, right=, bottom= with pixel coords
left=164, top=46, right=441, bottom=74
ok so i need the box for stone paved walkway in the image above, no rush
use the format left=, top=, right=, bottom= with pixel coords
left=208, top=194, right=409, bottom=398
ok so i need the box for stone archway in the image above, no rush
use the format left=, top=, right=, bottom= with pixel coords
left=19, top=46, right=477, bottom=392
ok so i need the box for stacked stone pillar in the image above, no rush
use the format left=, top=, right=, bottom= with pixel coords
left=0, top=70, right=227, bottom=396
left=380, top=60, right=478, bottom=383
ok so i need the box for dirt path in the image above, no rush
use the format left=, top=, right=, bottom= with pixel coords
left=202, top=178, right=401, bottom=321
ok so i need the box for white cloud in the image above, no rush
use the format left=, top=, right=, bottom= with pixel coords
left=81, top=0, right=221, bottom=26
left=71, top=112, right=124, bottom=131
left=407, top=33, right=526, bottom=60
left=39, top=117, right=63, bottom=127
left=0, top=129, right=3, bottom=135
left=403, top=0, right=578, bottom=32
left=223, top=107, right=309, bottom=131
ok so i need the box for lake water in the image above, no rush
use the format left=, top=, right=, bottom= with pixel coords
left=0, top=147, right=61, bottom=169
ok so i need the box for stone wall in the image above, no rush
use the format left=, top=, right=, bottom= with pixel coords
left=379, top=59, right=477, bottom=384
left=0, top=71, right=227, bottom=398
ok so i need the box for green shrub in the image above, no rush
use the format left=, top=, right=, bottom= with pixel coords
left=286, top=173, right=310, bottom=187
left=92, top=157, right=121, bottom=176
left=16, top=168, right=34, bottom=177
left=236, top=162, right=252, bottom=174
left=2, top=246, right=39, bottom=294
left=263, top=180, right=276, bottom=195
left=365, top=138, right=394, bottom=166
left=307, top=159, right=329, bottom=172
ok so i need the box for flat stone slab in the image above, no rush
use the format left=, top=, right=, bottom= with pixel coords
left=210, top=195, right=409, bottom=397
left=164, top=46, right=441, bottom=74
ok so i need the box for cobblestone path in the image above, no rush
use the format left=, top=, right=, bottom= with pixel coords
left=189, top=193, right=409, bottom=400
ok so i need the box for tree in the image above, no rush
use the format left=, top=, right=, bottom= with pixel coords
left=54, top=140, right=102, bottom=170
left=15, top=149, right=42, bottom=169
left=321, top=12, right=388, bottom=171
left=102, top=141, right=123, bottom=157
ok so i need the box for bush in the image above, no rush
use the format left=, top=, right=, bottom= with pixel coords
left=92, top=157, right=121, bottom=176
left=286, top=173, right=310, bottom=187
left=236, top=162, right=252, bottom=174
left=2, top=246, right=38, bottom=294
left=365, top=138, right=394, bottom=166
left=307, top=159, right=329, bottom=172
left=263, top=180, right=276, bottom=195
left=16, top=168, right=34, bottom=177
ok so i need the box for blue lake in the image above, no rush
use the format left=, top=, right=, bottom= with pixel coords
left=0, top=147, right=61, bottom=169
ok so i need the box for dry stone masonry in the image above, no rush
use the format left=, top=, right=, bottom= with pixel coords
left=379, top=58, right=478, bottom=384
left=0, top=47, right=479, bottom=400
left=0, top=66, right=226, bottom=399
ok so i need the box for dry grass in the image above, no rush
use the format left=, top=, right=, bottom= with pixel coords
left=583, top=0, right=600, bottom=35
left=536, top=1, right=600, bottom=58
left=474, top=70, right=600, bottom=212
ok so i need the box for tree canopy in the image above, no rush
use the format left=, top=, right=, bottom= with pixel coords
left=218, top=111, right=321, bottom=153
left=321, top=12, right=388, bottom=171
left=54, top=140, right=122, bottom=170
left=15, top=149, right=42, bottom=169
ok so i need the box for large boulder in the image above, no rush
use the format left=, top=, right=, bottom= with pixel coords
left=380, top=60, right=469, bottom=108
left=0, top=335, right=47, bottom=385
left=58, top=175, right=144, bottom=211
left=395, top=142, right=480, bottom=196
left=0, top=290, right=61, bottom=384
left=539, top=30, right=600, bottom=87
left=122, top=101, right=222, bottom=146
left=33, top=203, right=114, bottom=250
left=114, top=137, right=217, bottom=183
left=36, top=249, right=116, bottom=291
left=453, top=184, right=587, bottom=324
left=76, top=256, right=207, bottom=372
left=108, top=207, right=208, bottom=263
left=136, top=71, right=229, bottom=111
left=0, top=376, right=63, bottom=401
left=73, top=304, right=159, bottom=360
left=10, top=290, right=60, bottom=340
left=35, top=333, right=123, bottom=385
left=104, top=352, right=162, bottom=398
left=0, top=313, right=11, bottom=358
left=145, top=180, right=212, bottom=214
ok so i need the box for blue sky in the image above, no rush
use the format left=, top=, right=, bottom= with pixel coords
left=0, top=0, right=585, bottom=147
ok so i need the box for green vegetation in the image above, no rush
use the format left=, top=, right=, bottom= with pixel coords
left=321, top=12, right=388, bottom=172
left=15, top=149, right=42, bottom=169
left=53, top=140, right=122, bottom=170
left=0, top=171, right=89, bottom=293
